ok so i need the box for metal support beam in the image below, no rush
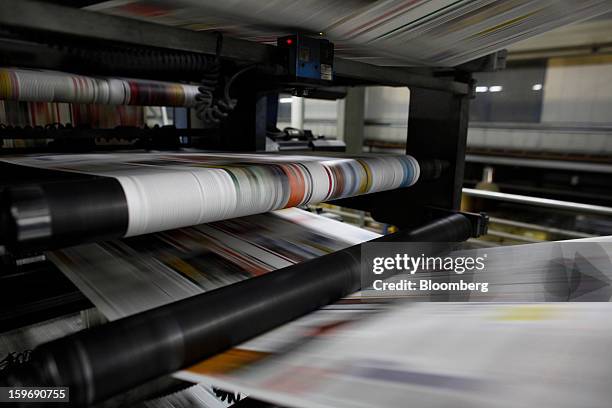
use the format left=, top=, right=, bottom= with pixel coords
left=290, top=97, right=305, bottom=130
left=333, top=59, right=469, bottom=94
left=463, top=188, right=612, bottom=217
left=405, top=87, right=470, bottom=211
left=328, top=85, right=471, bottom=228
left=218, top=90, right=268, bottom=152
left=337, top=87, right=365, bottom=154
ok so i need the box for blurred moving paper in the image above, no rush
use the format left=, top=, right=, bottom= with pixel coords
left=87, top=0, right=612, bottom=66
left=47, top=207, right=386, bottom=403
left=5, top=152, right=418, bottom=238
left=359, top=240, right=612, bottom=303
left=49, top=212, right=612, bottom=408
left=179, top=302, right=612, bottom=408
left=48, top=207, right=380, bottom=321
left=47, top=203, right=612, bottom=408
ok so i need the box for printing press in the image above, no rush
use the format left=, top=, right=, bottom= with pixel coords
left=0, top=1, right=611, bottom=407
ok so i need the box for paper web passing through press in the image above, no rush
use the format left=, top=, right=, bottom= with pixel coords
left=3, top=152, right=419, bottom=238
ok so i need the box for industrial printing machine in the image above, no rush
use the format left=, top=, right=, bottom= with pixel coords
left=2, top=1, right=609, bottom=407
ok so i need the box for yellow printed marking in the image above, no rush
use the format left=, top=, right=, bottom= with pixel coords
left=165, top=256, right=203, bottom=283
left=186, top=349, right=270, bottom=375
left=496, top=305, right=557, bottom=321
left=472, top=9, right=541, bottom=38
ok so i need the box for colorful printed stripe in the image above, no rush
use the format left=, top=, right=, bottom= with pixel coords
left=112, top=153, right=420, bottom=236
left=5, top=153, right=420, bottom=237
left=0, top=67, right=199, bottom=107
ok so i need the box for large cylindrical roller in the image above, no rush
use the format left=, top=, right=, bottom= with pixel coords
left=2, top=213, right=473, bottom=405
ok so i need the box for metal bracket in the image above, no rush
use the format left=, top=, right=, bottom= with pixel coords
left=427, top=207, right=489, bottom=238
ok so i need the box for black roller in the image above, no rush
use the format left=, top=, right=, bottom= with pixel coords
left=416, top=159, right=449, bottom=181
left=2, top=213, right=473, bottom=406
left=0, top=178, right=128, bottom=252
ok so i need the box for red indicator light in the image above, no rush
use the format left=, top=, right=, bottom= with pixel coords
left=286, top=38, right=293, bottom=45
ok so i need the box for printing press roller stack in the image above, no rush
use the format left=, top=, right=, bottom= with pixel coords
left=0, top=153, right=454, bottom=252
left=0, top=2, right=514, bottom=406
left=0, top=146, right=481, bottom=406
left=2, top=213, right=475, bottom=405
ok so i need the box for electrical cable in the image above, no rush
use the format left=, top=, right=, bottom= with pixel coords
left=196, top=65, right=257, bottom=126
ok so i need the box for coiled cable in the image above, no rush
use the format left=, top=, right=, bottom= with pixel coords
left=0, top=350, right=31, bottom=373
left=195, top=65, right=256, bottom=126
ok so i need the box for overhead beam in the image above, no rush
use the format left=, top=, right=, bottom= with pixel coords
left=0, top=0, right=469, bottom=94
left=337, top=87, right=365, bottom=154
left=333, top=59, right=469, bottom=94
left=0, top=0, right=272, bottom=62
